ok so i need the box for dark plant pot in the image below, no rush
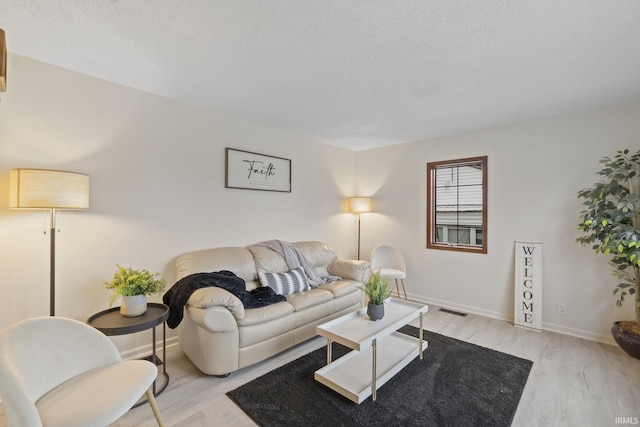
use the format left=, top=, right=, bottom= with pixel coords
left=367, top=303, right=384, bottom=321
left=611, top=321, right=640, bottom=360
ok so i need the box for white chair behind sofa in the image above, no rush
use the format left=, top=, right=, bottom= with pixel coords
left=370, top=244, right=408, bottom=300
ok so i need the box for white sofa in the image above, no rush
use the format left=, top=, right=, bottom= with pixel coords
left=173, top=241, right=369, bottom=376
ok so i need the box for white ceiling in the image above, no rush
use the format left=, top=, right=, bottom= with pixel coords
left=1, top=1, right=640, bottom=151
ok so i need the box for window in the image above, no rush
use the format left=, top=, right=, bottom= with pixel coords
left=427, top=156, right=487, bottom=253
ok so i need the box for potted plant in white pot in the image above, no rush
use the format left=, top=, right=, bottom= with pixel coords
left=359, top=270, right=393, bottom=321
left=577, top=149, right=640, bottom=359
left=105, top=264, right=166, bottom=317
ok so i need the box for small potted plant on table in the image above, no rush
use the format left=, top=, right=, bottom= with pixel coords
left=577, top=149, right=640, bottom=359
left=359, top=270, right=393, bottom=321
left=105, top=264, right=166, bottom=317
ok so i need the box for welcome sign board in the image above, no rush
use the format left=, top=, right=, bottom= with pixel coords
left=514, top=241, right=542, bottom=331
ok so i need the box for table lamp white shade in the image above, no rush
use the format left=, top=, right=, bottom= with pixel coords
left=10, top=169, right=90, bottom=210
left=347, top=197, right=373, bottom=213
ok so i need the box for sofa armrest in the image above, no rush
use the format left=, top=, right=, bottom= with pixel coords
left=328, top=258, right=370, bottom=283
left=187, top=287, right=245, bottom=320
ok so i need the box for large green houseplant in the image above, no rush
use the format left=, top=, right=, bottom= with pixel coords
left=105, top=265, right=166, bottom=317
left=577, top=149, right=640, bottom=358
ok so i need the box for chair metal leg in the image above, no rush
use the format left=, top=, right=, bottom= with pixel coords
left=400, top=278, right=407, bottom=300
left=395, top=279, right=401, bottom=298
left=145, top=387, right=165, bottom=427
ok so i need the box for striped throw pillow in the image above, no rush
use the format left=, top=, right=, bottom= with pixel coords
left=257, top=268, right=310, bottom=296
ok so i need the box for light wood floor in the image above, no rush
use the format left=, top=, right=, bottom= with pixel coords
left=1, top=306, right=639, bottom=427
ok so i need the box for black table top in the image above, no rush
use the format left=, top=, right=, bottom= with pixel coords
left=87, top=303, right=169, bottom=336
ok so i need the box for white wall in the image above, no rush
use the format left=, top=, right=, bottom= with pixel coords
left=358, top=101, right=640, bottom=343
left=2, top=53, right=639, bottom=351
left=0, top=54, right=358, bottom=352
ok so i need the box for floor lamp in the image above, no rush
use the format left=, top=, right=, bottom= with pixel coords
left=9, top=169, right=90, bottom=316
left=1, top=28, right=7, bottom=92
left=347, top=197, right=373, bottom=260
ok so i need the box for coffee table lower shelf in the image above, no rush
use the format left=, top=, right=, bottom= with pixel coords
left=314, top=331, right=427, bottom=404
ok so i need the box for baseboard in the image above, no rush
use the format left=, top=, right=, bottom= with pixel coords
left=407, top=293, right=616, bottom=346
left=120, top=335, right=180, bottom=360
left=541, top=321, right=615, bottom=346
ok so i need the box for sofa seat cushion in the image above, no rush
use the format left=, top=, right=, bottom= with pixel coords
left=333, top=288, right=363, bottom=312
left=293, top=299, right=336, bottom=328
left=318, top=279, right=360, bottom=298
left=237, top=301, right=294, bottom=327
left=238, top=314, right=297, bottom=348
left=286, top=288, right=333, bottom=312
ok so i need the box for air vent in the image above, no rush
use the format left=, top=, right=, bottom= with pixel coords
left=438, top=308, right=468, bottom=317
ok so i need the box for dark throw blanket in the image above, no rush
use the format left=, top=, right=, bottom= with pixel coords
left=163, top=270, right=286, bottom=328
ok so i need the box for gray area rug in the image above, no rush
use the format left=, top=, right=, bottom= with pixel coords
left=227, top=325, right=533, bottom=427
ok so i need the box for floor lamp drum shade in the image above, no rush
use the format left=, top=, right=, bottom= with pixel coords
left=10, top=169, right=90, bottom=209
left=9, top=168, right=89, bottom=316
left=347, top=197, right=373, bottom=213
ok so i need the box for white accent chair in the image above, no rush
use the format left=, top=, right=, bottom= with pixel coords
left=0, top=317, right=164, bottom=427
left=370, top=244, right=408, bottom=299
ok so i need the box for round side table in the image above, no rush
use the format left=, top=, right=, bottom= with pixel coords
left=87, top=303, right=169, bottom=406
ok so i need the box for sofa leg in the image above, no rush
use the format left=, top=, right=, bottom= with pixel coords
left=214, top=373, right=230, bottom=378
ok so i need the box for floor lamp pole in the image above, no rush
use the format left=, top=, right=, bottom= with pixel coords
left=49, top=209, right=56, bottom=316
left=357, top=213, right=362, bottom=260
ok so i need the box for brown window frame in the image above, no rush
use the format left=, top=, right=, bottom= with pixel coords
left=426, top=156, right=487, bottom=254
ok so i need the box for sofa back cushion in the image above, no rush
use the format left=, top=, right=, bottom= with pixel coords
left=175, top=241, right=340, bottom=293
left=294, top=241, right=337, bottom=276
left=176, top=247, right=257, bottom=283
left=247, top=241, right=337, bottom=278
left=246, top=245, right=289, bottom=273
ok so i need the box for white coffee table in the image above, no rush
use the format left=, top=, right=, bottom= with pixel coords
left=314, top=298, right=428, bottom=403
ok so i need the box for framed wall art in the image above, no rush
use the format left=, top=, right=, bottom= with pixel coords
left=225, top=148, right=292, bottom=192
